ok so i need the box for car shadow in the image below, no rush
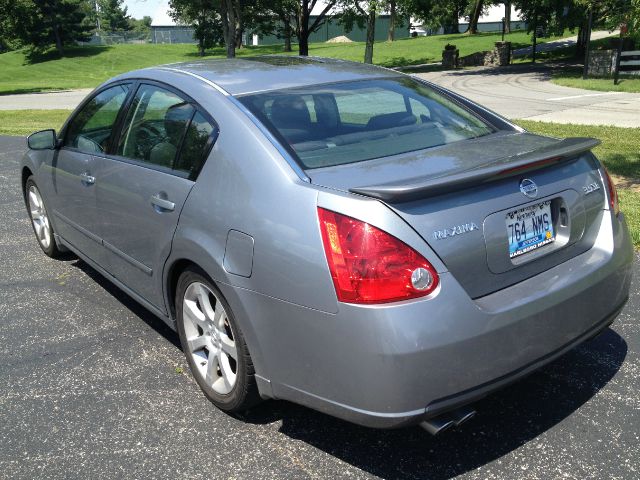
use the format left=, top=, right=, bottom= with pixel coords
left=71, top=257, right=627, bottom=480
left=70, top=258, right=180, bottom=349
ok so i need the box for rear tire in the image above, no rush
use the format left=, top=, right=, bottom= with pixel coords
left=25, top=177, right=63, bottom=258
left=175, top=267, right=261, bottom=412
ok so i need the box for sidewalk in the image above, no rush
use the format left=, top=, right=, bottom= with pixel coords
left=512, top=30, right=618, bottom=56
left=415, top=63, right=640, bottom=128
left=0, top=89, right=93, bottom=110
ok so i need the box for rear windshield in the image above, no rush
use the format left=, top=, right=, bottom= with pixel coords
left=239, top=77, right=494, bottom=169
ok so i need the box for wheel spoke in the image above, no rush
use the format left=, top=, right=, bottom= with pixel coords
left=219, top=332, right=237, bottom=360
left=205, top=349, right=219, bottom=385
left=183, top=299, right=207, bottom=330
left=214, top=307, right=226, bottom=330
left=195, top=284, right=216, bottom=322
left=28, top=190, right=40, bottom=209
left=218, top=352, right=235, bottom=391
left=187, top=335, right=209, bottom=353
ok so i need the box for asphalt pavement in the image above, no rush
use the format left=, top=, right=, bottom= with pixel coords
left=1, top=135, right=638, bottom=479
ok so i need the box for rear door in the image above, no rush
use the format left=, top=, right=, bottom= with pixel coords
left=94, top=82, right=217, bottom=311
left=51, top=83, right=131, bottom=263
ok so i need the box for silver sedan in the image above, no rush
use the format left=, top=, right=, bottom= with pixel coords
left=20, top=57, right=633, bottom=433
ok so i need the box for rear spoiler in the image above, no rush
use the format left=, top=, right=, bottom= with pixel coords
left=349, top=137, right=601, bottom=203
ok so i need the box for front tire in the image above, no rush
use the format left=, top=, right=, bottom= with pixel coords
left=25, top=177, right=63, bottom=258
left=176, top=267, right=261, bottom=412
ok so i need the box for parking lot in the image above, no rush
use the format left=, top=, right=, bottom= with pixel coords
left=1, top=134, right=638, bottom=479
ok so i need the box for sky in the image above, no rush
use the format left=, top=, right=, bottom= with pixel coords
left=123, top=0, right=164, bottom=20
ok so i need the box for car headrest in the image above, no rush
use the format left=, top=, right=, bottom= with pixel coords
left=366, top=112, right=417, bottom=131
left=165, top=103, right=194, bottom=143
left=270, top=95, right=311, bottom=129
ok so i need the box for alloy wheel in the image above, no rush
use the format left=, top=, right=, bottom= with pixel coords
left=28, top=184, right=51, bottom=250
left=182, top=282, right=238, bottom=395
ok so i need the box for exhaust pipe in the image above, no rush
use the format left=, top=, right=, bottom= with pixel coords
left=419, top=416, right=455, bottom=435
left=419, top=405, right=476, bottom=435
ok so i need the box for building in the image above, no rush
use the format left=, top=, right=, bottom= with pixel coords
left=150, top=1, right=195, bottom=44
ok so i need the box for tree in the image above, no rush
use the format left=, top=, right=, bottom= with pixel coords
left=128, top=16, right=152, bottom=36
left=18, top=0, right=93, bottom=56
left=169, top=0, right=222, bottom=56
left=467, top=0, right=484, bottom=34
left=388, top=0, right=396, bottom=40
left=341, top=0, right=382, bottom=63
left=504, top=1, right=511, bottom=33
left=263, top=0, right=338, bottom=56
left=409, top=0, right=469, bottom=34
left=98, top=0, right=131, bottom=32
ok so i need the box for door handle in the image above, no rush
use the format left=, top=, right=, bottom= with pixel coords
left=150, top=194, right=175, bottom=212
left=80, top=172, right=95, bottom=185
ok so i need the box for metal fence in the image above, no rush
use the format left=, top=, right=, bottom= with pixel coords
left=619, top=50, right=640, bottom=75
left=78, top=32, right=151, bottom=46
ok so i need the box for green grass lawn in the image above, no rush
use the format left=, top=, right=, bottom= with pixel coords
left=551, top=68, right=640, bottom=93
left=0, top=109, right=70, bottom=136
left=519, top=120, right=640, bottom=247
left=0, top=30, right=559, bottom=95
left=512, top=35, right=640, bottom=93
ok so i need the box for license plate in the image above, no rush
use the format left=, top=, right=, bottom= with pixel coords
left=505, top=201, right=554, bottom=258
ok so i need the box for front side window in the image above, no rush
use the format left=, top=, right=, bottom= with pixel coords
left=239, top=78, right=494, bottom=169
left=117, top=84, right=195, bottom=169
left=64, top=84, right=130, bottom=154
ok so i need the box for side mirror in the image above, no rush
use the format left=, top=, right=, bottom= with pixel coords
left=27, top=129, right=57, bottom=150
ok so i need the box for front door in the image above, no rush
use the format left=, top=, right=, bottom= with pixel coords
left=51, top=84, right=131, bottom=263
left=95, top=83, right=216, bottom=311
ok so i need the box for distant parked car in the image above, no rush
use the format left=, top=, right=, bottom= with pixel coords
left=410, top=25, right=429, bottom=37
left=21, top=57, right=633, bottom=433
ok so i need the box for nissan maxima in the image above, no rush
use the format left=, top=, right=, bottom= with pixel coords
left=20, top=57, right=633, bottom=433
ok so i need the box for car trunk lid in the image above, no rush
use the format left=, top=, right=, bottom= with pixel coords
left=307, top=132, right=607, bottom=298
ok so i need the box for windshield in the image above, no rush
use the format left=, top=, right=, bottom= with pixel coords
left=239, top=77, right=494, bottom=169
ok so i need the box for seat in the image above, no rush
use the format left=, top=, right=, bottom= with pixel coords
left=149, top=103, right=194, bottom=167
left=269, top=96, right=312, bottom=143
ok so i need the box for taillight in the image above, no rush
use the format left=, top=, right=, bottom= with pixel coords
left=317, top=208, right=439, bottom=304
left=602, top=167, right=620, bottom=216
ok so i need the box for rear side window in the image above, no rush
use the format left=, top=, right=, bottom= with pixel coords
left=117, top=84, right=195, bottom=169
left=239, top=78, right=494, bottom=169
left=174, top=111, right=217, bottom=178
left=65, top=84, right=130, bottom=154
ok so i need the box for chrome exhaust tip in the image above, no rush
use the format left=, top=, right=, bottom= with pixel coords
left=419, top=406, right=476, bottom=435
left=451, top=406, right=476, bottom=426
left=419, top=416, right=455, bottom=435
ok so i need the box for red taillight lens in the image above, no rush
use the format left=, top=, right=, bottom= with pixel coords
left=603, top=167, right=620, bottom=216
left=317, top=208, right=439, bottom=304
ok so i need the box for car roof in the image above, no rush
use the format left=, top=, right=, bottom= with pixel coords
left=122, top=56, right=402, bottom=96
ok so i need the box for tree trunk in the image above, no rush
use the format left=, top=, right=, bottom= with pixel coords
left=387, top=0, right=396, bottom=41
left=298, top=2, right=309, bottom=56
left=504, top=2, right=511, bottom=34
left=284, top=16, right=292, bottom=52
left=198, top=37, right=205, bottom=56
left=364, top=6, right=376, bottom=64
left=235, top=1, right=243, bottom=49
left=221, top=0, right=236, bottom=58
left=468, top=0, right=483, bottom=34
left=50, top=6, right=64, bottom=56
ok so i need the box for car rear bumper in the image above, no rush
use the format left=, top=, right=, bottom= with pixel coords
left=224, top=210, right=633, bottom=428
